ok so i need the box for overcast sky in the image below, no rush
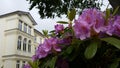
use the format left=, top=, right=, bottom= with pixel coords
left=0, top=0, right=111, bottom=32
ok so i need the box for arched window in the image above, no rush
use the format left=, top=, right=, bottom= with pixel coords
left=28, top=40, right=31, bottom=52
left=23, top=38, right=27, bottom=51
left=17, top=36, right=22, bottom=50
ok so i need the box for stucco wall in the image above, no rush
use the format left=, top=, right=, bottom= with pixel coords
left=3, top=59, right=16, bottom=68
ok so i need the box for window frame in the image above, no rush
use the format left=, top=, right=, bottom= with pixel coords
left=28, top=26, right=31, bottom=35
left=16, top=60, right=20, bottom=68
left=17, top=36, right=22, bottom=50
left=24, top=23, right=27, bottom=33
left=23, top=38, right=27, bottom=51
left=34, top=36, right=37, bottom=43
left=18, top=20, right=22, bottom=31
left=40, top=38, right=42, bottom=44
left=28, top=40, right=31, bottom=52
left=22, top=61, right=26, bottom=68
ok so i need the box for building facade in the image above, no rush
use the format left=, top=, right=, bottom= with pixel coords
left=0, top=11, right=44, bottom=68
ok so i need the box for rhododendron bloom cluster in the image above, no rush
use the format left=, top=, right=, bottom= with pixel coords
left=32, top=37, right=61, bottom=61
left=55, top=24, right=64, bottom=33
left=73, top=8, right=120, bottom=40
left=24, top=64, right=31, bottom=68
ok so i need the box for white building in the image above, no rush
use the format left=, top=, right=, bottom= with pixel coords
left=0, top=11, right=44, bottom=68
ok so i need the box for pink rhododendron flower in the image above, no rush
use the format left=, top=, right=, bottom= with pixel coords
left=35, top=44, right=48, bottom=59
left=73, top=19, right=90, bottom=40
left=73, top=8, right=105, bottom=40
left=113, top=16, right=120, bottom=37
left=55, top=24, right=64, bottom=33
left=42, top=37, right=61, bottom=52
left=24, top=64, right=31, bottom=68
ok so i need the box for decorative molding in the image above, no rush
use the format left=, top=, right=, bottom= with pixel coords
left=2, top=54, right=32, bottom=58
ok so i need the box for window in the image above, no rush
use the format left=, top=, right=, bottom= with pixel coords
left=28, top=26, right=31, bottom=35
left=18, top=20, right=22, bottom=31
left=16, top=60, right=20, bottom=68
left=17, top=36, right=22, bottom=50
left=35, top=47, right=36, bottom=51
left=35, top=47, right=37, bottom=52
left=34, top=36, right=36, bottom=43
left=22, top=61, right=25, bottom=68
left=40, top=38, right=42, bottom=44
left=23, top=38, right=27, bottom=51
left=28, top=40, right=31, bottom=52
left=24, top=23, right=27, bottom=33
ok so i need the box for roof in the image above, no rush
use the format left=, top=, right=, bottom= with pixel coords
left=0, top=11, right=37, bottom=25
left=34, top=29, right=44, bottom=37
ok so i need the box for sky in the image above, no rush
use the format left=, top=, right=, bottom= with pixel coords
left=0, top=0, right=111, bottom=32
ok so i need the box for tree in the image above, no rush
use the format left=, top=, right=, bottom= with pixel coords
left=27, top=0, right=103, bottom=18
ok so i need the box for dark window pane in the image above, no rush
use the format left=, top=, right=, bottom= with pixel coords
left=24, top=24, right=27, bottom=33
left=18, top=20, right=22, bottom=31
left=16, top=60, right=20, bottom=68
left=17, top=36, right=22, bottom=50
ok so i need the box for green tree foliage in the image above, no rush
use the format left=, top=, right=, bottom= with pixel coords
left=27, top=0, right=103, bottom=18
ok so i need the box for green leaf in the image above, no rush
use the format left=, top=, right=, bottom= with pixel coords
left=68, top=8, right=76, bottom=21
left=84, top=41, right=98, bottom=59
left=101, top=37, right=120, bottom=49
left=112, top=6, right=120, bottom=16
left=66, top=45, right=73, bottom=54
left=42, top=30, right=48, bottom=37
left=28, top=61, right=33, bottom=68
left=28, top=60, right=39, bottom=68
left=57, top=21, right=68, bottom=24
left=50, top=30, right=55, bottom=33
left=110, top=61, right=119, bottom=68
left=48, top=56, right=57, bottom=68
left=106, top=9, right=110, bottom=20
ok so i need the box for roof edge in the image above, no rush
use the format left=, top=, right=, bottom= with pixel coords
left=0, top=10, right=37, bottom=25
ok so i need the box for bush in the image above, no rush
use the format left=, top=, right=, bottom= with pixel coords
left=24, top=8, right=120, bottom=68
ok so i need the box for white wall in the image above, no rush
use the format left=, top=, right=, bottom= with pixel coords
left=4, top=59, right=16, bottom=68
left=5, top=14, right=18, bottom=30
left=5, top=33, right=17, bottom=55
left=0, top=18, right=7, bottom=67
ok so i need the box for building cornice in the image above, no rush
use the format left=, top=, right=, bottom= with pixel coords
left=2, top=54, right=32, bottom=58
left=0, top=11, right=37, bottom=25
left=5, top=28, right=34, bottom=39
left=2, top=54, right=32, bottom=61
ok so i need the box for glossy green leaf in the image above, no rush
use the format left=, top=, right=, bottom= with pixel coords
left=101, top=37, right=120, bottom=49
left=68, top=8, right=76, bottom=21
left=84, top=41, right=98, bottom=59
left=57, top=21, right=68, bottom=24
left=110, top=61, right=119, bottom=68
left=49, top=56, right=57, bottom=68
left=66, top=45, right=73, bottom=54
left=112, top=6, right=120, bottom=16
